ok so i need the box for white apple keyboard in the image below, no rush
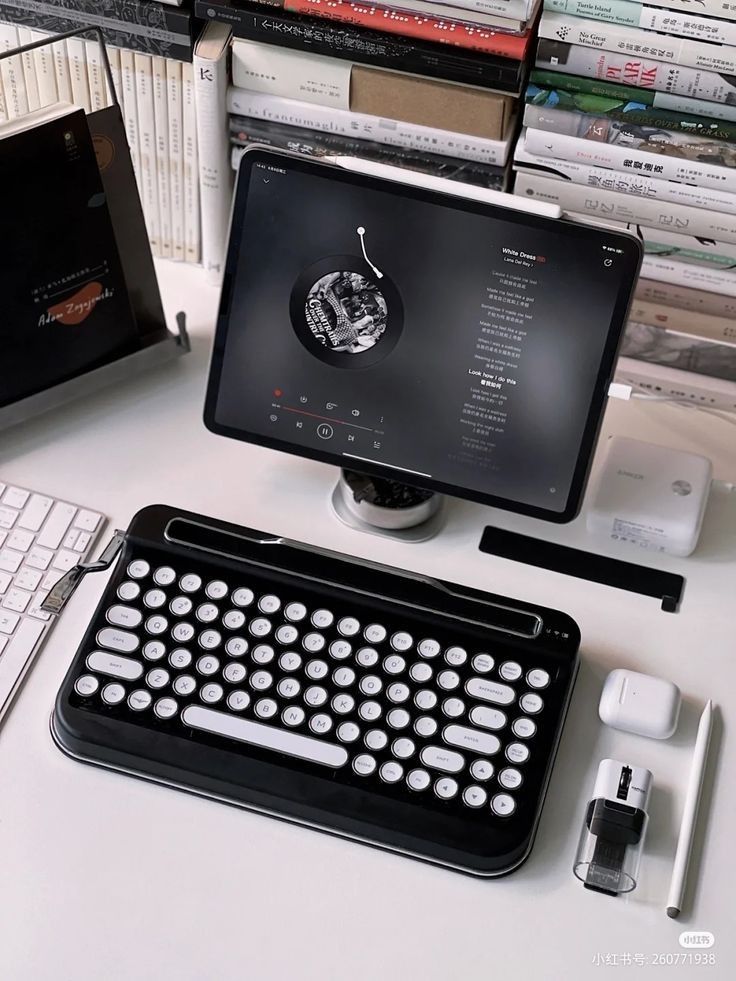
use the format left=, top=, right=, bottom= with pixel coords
left=0, top=480, right=105, bottom=724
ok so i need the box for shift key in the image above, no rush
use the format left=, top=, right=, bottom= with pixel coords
left=37, top=502, right=77, bottom=549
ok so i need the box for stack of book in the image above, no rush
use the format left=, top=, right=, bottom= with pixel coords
left=511, top=0, right=736, bottom=389
left=196, top=0, right=541, bottom=191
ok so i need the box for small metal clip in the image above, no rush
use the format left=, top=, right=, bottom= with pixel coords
left=41, top=530, right=126, bottom=616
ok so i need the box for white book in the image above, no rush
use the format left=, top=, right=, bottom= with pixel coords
left=152, top=56, right=172, bottom=259
left=167, top=58, right=185, bottom=262
left=438, top=0, right=535, bottom=17
left=107, top=45, right=122, bottom=108
left=135, top=52, right=161, bottom=257
left=515, top=171, right=736, bottom=244
left=194, top=20, right=233, bottom=282
left=640, top=255, right=736, bottom=296
left=227, top=88, right=514, bottom=166
left=0, top=74, right=8, bottom=124
left=635, top=279, right=736, bottom=318
left=182, top=60, right=200, bottom=265
left=16, top=27, right=40, bottom=112
left=51, top=38, right=72, bottom=104
left=84, top=39, right=106, bottom=112
left=120, top=48, right=141, bottom=183
left=523, top=126, right=736, bottom=196
left=569, top=211, right=736, bottom=263
left=544, top=0, right=736, bottom=38
left=65, top=35, right=91, bottom=113
left=30, top=30, right=58, bottom=108
left=0, top=25, right=29, bottom=119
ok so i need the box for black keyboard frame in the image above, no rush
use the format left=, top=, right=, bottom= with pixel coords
left=52, top=505, right=580, bottom=877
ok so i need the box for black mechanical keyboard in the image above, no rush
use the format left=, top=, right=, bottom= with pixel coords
left=52, top=505, right=580, bottom=876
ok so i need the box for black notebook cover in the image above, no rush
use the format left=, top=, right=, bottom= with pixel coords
left=0, top=107, right=140, bottom=408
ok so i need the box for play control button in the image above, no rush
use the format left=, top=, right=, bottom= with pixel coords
left=317, top=424, right=334, bottom=439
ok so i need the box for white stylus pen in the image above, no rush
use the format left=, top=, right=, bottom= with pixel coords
left=666, top=700, right=713, bottom=918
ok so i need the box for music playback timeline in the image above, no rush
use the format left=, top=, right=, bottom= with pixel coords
left=267, top=391, right=388, bottom=464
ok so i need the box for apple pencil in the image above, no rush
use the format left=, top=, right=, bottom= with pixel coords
left=666, top=700, right=713, bottom=918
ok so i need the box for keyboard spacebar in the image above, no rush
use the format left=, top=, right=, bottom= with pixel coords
left=181, top=706, right=349, bottom=768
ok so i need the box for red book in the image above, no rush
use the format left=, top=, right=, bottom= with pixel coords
left=284, top=0, right=530, bottom=59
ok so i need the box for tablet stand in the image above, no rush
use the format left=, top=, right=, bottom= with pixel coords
left=331, top=469, right=446, bottom=542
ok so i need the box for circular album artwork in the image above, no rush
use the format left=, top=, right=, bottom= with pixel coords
left=290, top=255, right=403, bottom=368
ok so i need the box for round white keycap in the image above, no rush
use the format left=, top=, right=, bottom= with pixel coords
left=196, top=655, right=219, bottom=677
left=309, top=713, right=333, bottom=734
left=169, top=596, right=192, bottom=617
left=172, top=623, right=195, bottom=643
left=255, top=698, right=277, bottom=719
left=284, top=602, right=307, bottom=622
left=384, top=655, right=405, bottom=676
left=392, top=737, right=415, bottom=759
left=353, top=754, right=376, bottom=777
left=224, top=662, right=247, bottom=684
left=102, top=682, right=126, bottom=705
left=463, top=785, right=488, bottom=808
left=127, top=560, right=150, bottom=580
left=442, top=697, right=465, bottom=719
left=143, top=641, right=166, bottom=662
left=179, top=574, right=202, bottom=593
left=332, top=694, right=355, bottom=715
left=414, top=716, right=438, bottom=738
left=499, top=661, right=523, bottom=682
left=491, top=793, right=516, bottom=817
left=409, top=662, right=432, bottom=684
left=205, top=580, right=228, bottom=600
left=415, top=689, right=437, bottom=711
left=364, top=623, right=387, bottom=644
left=145, top=615, right=168, bottom=636
left=74, top=675, right=99, bottom=697
left=380, top=761, right=404, bottom=784
left=445, top=646, right=467, bottom=667
left=173, top=675, right=196, bottom=696
left=249, top=618, right=271, bottom=638
left=144, top=589, right=167, bottom=609
left=333, top=667, right=355, bottom=688
left=407, top=769, right=431, bottom=792
left=387, top=708, right=410, bottom=729
left=434, top=777, right=458, bottom=800
left=279, top=651, right=302, bottom=672
left=278, top=677, right=300, bottom=699
left=227, top=690, right=250, bottom=712
left=153, top=567, right=176, bottom=587
left=470, top=759, right=494, bottom=782
left=196, top=603, right=219, bottom=624
left=302, top=632, right=325, bottom=653
left=259, top=594, right=281, bottom=614
left=356, top=647, right=379, bottom=668
left=232, top=587, right=254, bottom=608
left=512, top=717, right=537, bottom=739
left=117, top=581, right=140, bottom=602
left=225, top=637, right=248, bottom=658
left=472, top=653, right=494, bottom=674
left=250, top=670, right=273, bottom=691
left=305, top=659, right=328, bottom=680
left=223, top=610, right=246, bottom=631
left=337, top=722, right=360, bottom=743
left=199, top=629, right=222, bottom=650
left=437, top=670, right=460, bottom=691
left=146, top=668, right=169, bottom=689
left=154, top=697, right=178, bottom=719
left=337, top=617, right=360, bottom=638
left=527, top=668, right=550, bottom=689
left=520, top=692, right=544, bottom=715
left=128, top=689, right=152, bottom=711
left=499, top=767, right=523, bottom=790
left=365, top=729, right=388, bottom=751
left=418, top=638, right=441, bottom=658
left=329, top=640, right=352, bottom=661
left=252, top=644, right=274, bottom=664
left=358, top=700, right=381, bottom=721
left=390, top=631, right=413, bottom=652
left=311, top=609, right=333, bottom=629
left=506, top=742, right=530, bottom=765
left=276, top=625, right=299, bottom=646
left=282, top=706, right=305, bottom=727
left=305, top=686, right=327, bottom=707
left=387, top=683, right=410, bottom=704
left=359, top=675, right=382, bottom=696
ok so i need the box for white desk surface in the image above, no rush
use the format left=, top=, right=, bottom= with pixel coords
left=0, top=262, right=734, bottom=981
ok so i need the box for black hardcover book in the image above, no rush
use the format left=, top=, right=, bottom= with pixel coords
left=0, top=107, right=140, bottom=408
left=0, top=0, right=194, bottom=61
left=195, top=0, right=524, bottom=93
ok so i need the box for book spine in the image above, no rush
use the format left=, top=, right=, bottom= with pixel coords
left=227, top=87, right=513, bottom=165
left=549, top=0, right=736, bottom=17
left=629, top=299, right=736, bottom=343
left=364, top=0, right=526, bottom=30
left=50, top=36, right=72, bottom=103
left=422, top=0, right=535, bottom=15
left=167, top=58, right=185, bottom=261
left=152, top=56, right=172, bottom=259
left=85, top=38, right=107, bottom=112
left=65, top=35, right=91, bottom=112
left=285, top=0, right=530, bottom=58
left=0, top=25, right=30, bottom=118
left=640, top=255, right=736, bottom=294
left=135, top=52, right=162, bottom=256
left=195, top=1, right=522, bottom=91
left=523, top=125, right=736, bottom=192
left=108, top=44, right=123, bottom=106
left=543, top=0, right=736, bottom=38
left=539, top=12, right=736, bottom=73
left=182, top=59, right=201, bottom=264
left=515, top=171, right=736, bottom=243
left=635, top=278, right=736, bottom=317
left=120, top=48, right=142, bottom=183
left=524, top=93, right=736, bottom=142
left=16, top=26, right=40, bottom=111
left=529, top=68, right=736, bottom=122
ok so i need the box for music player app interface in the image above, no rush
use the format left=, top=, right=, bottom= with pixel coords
left=214, top=160, right=629, bottom=512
